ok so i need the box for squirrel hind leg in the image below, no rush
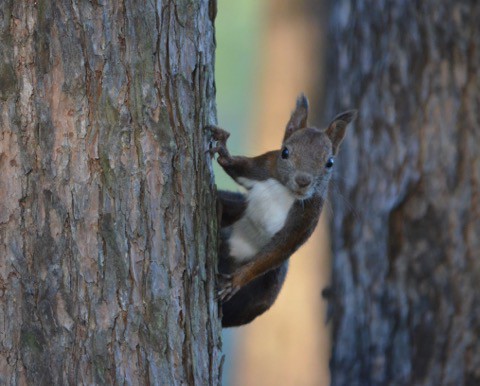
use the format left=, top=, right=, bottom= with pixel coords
left=221, top=262, right=288, bottom=328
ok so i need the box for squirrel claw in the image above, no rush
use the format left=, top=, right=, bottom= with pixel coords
left=207, top=146, right=231, bottom=164
left=208, top=145, right=232, bottom=164
left=205, top=125, right=232, bottom=162
left=216, top=273, right=239, bottom=302
left=207, top=146, right=220, bottom=157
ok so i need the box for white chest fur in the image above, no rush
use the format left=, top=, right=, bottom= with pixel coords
left=228, top=178, right=295, bottom=262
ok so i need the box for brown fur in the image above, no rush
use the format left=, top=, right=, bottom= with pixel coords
left=209, top=95, right=357, bottom=327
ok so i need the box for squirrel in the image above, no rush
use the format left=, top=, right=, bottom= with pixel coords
left=207, top=95, right=357, bottom=327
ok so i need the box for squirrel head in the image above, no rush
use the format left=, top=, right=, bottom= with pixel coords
left=275, top=94, right=357, bottom=200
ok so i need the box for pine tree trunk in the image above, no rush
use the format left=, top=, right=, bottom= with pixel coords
left=325, top=1, right=480, bottom=385
left=0, top=1, right=221, bottom=384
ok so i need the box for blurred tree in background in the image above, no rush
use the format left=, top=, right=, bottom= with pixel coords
left=325, top=1, right=480, bottom=385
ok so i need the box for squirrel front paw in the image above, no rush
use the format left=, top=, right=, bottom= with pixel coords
left=205, top=125, right=232, bottom=165
left=216, top=273, right=240, bottom=303
left=205, top=125, right=230, bottom=143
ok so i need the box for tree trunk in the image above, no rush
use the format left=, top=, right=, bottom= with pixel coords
left=0, top=1, right=221, bottom=385
left=325, top=1, right=480, bottom=385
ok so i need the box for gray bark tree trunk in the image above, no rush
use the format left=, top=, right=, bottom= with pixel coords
left=325, top=1, right=480, bottom=385
left=0, top=1, right=221, bottom=384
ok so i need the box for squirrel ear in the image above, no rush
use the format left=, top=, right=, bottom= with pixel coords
left=283, top=94, right=309, bottom=142
left=326, top=110, right=358, bottom=154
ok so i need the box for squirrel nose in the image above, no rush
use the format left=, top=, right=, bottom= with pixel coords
left=295, top=174, right=312, bottom=188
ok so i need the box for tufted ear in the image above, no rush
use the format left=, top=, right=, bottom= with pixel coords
left=283, top=94, right=309, bottom=142
left=326, top=110, right=357, bottom=154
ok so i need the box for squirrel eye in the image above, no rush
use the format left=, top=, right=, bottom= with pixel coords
left=325, top=157, right=334, bottom=168
left=281, top=147, right=290, bottom=159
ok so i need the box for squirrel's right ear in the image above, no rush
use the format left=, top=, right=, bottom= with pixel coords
left=283, top=94, right=309, bottom=142
left=326, top=110, right=358, bottom=155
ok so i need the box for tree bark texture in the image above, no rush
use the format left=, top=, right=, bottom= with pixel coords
left=325, top=1, right=480, bottom=385
left=0, top=1, right=221, bottom=385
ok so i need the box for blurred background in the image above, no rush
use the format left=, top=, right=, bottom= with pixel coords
left=215, top=1, right=480, bottom=385
left=215, top=0, right=331, bottom=385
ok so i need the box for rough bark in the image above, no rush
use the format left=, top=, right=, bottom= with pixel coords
left=325, top=1, right=480, bottom=385
left=0, top=0, right=221, bottom=385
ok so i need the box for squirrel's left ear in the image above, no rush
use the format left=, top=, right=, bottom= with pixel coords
left=283, top=94, right=309, bottom=142
left=326, top=110, right=358, bottom=154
